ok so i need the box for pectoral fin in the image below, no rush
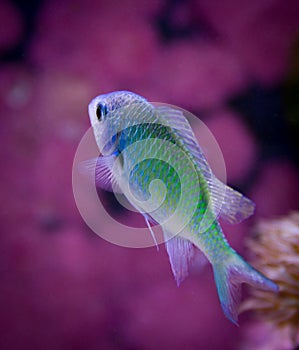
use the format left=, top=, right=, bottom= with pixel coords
left=80, top=155, right=122, bottom=193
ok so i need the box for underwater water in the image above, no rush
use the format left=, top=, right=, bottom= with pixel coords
left=0, top=0, right=299, bottom=349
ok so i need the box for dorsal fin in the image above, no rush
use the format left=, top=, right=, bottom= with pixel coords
left=154, top=105, right=255, bottom=224
left=212, top=178, right=255, bottom=223
left=154, top=105, right=213, bottom=179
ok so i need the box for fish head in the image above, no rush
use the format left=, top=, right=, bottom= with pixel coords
left=88, top=91, right=148, bottom=155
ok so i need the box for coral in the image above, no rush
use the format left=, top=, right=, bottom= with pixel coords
left=241, top=212, right=299, bottom=348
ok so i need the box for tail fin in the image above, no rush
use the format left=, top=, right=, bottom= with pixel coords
left=213, top=252, right=278, bottom=325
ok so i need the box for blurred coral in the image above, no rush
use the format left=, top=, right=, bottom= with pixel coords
left=150, top=40, right=247, bottom=109
left=29, top=0, right=160, bottom=90
left=203, top=108, right=257, bottom=183
left=196, top=0, right=299, bottom=84
left=241, top=212, right=299, bottom=349
left=250, top=161, right=299, bottom=217
left=0, top=0, right=23, bottom=51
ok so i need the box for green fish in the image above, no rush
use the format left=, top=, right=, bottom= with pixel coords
left=87, top=90, right=278, bottom=324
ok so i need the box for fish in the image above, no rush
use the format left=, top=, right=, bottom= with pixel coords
left=86, top=90, right=278, bottom=324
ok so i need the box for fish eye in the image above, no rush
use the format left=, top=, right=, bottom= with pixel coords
left=96, top=103, right=108, bottom=121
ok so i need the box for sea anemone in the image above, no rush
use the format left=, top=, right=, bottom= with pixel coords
left=241, top=212, right=299, bottom=348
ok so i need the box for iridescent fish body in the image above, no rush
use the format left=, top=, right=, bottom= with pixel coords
left=87, top=91, right=278, bottom=324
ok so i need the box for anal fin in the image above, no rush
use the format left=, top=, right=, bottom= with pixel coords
left=163, top=231, right=195, bottom=286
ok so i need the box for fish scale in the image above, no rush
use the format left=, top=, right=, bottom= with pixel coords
left=119, top=122, right=210, bottom=231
